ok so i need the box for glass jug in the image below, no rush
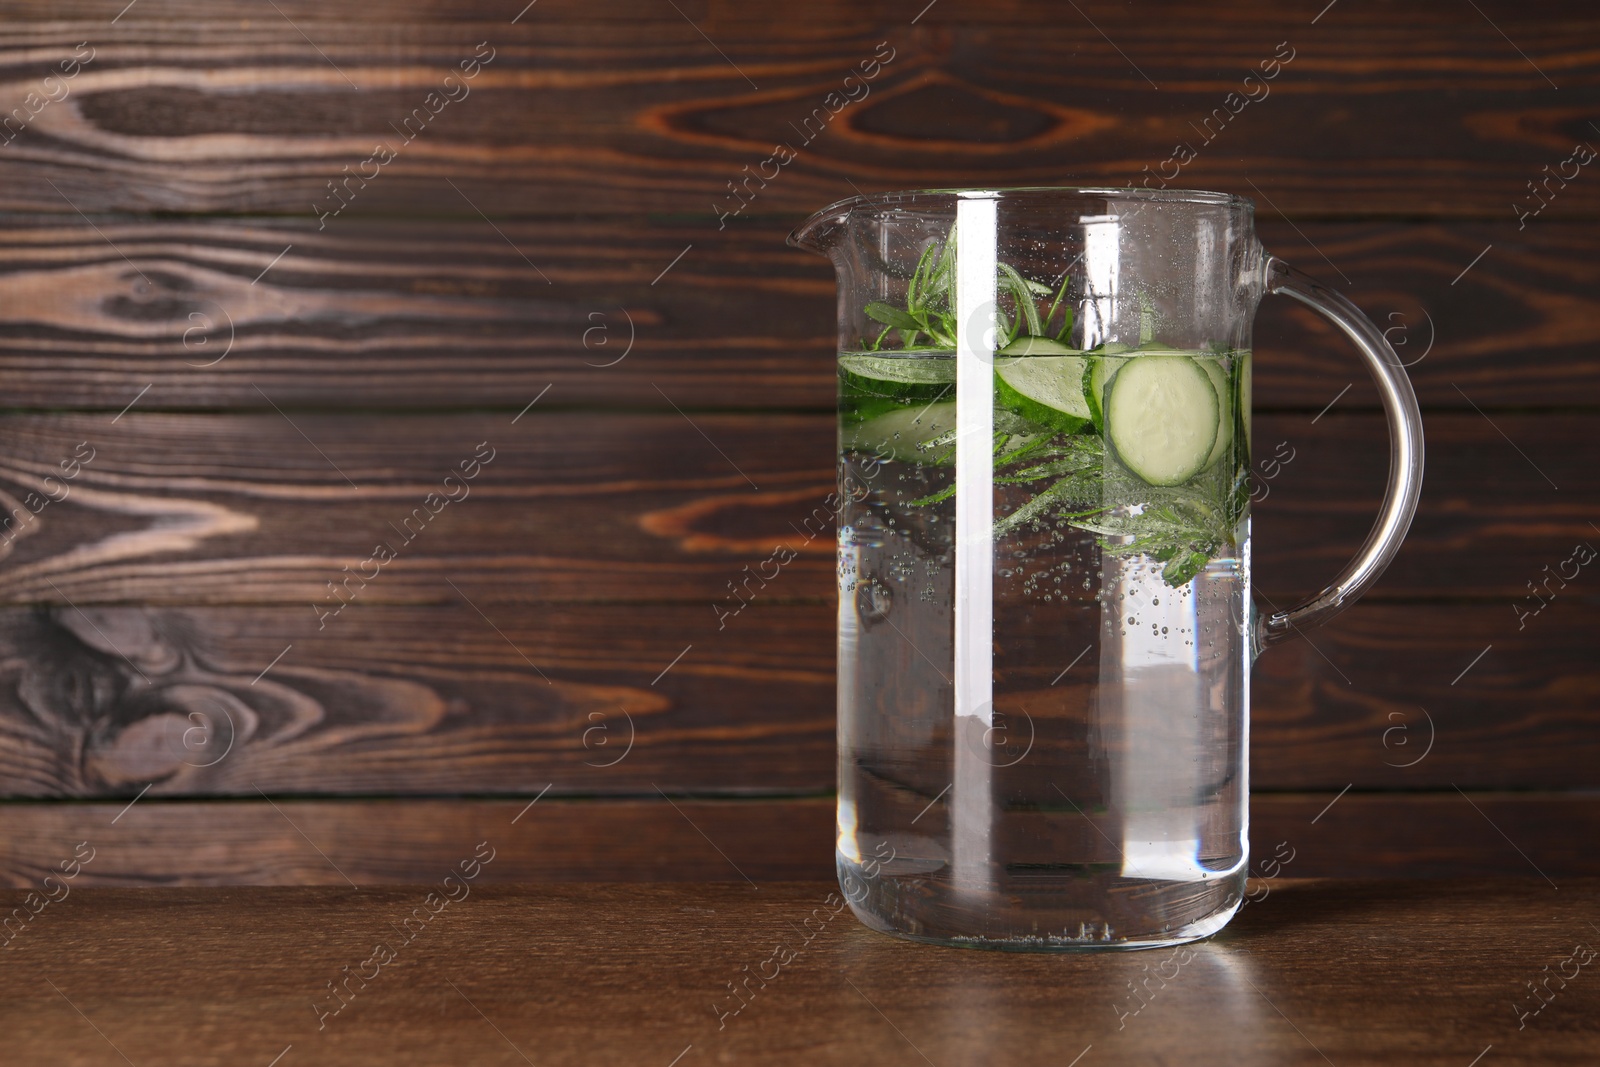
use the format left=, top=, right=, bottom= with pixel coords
left=789, top=187, right=1424, bottom=950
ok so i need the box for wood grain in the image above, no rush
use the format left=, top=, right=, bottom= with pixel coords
left=1250, top=602, right=1600, bottom=792
left=0, top=797, right=838, bottom=887
left=0, top=217, right=1592, bottom=411
left=0, top=602, right=834, bottom=797
left=0, top=411, right=1592, bottom=607
left=0, top=14, right=1594, bottom=217
left=0, top=878, right=1596, bottom=1064
left=1244, top=793, right=1600, bottom=882
left=3, top=794, right=1598, bottom=886
left=0, top=598, right=1588, bottom=798
left=8, top=0, right=1599, bottom=22
left=0, top=0, right=1591, bottom=879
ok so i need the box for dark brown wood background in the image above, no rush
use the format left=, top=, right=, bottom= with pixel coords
left=0, top=0, right=1594, bottom=885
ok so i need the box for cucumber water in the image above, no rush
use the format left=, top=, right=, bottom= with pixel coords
left=837, top=342, right=1252, bottom=945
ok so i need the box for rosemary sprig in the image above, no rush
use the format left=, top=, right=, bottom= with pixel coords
left=860, top=230, right=1244, bottom=587
left=865, top=227, right=958, bottom=350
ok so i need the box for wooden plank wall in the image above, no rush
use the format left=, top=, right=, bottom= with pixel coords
left=0, top=0, right=1595, bottom=884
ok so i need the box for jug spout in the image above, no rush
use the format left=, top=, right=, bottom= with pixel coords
left=788, top=189, right=961, bottom=255
left=787, top=195, right=863, bottom=257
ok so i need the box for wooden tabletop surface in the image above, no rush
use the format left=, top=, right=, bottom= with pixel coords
left=1, top=878, right=1595, bottom=1066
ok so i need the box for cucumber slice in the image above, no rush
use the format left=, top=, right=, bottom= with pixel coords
left=1127, top=344, right=1199, bottom=357
left=995, top=336, right=1090, bottom=433
left=997, top=336, right=1079, bottom=357
left=1237, top=352, right=1252, bottom=454
left=1084, top=355, right=1130, bottom=431
left=1104, top=356, right=1219, bottom=486
left=1196, top=358, right=1234, bottom=471
left=838, top=352, right=955, bottom=385
left=844, top=401, right=957, bottom=463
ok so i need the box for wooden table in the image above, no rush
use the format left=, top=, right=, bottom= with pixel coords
left=3, top=879, right=1595, bottom=1065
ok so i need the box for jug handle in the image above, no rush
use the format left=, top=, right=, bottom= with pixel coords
left=1256, top=256, right=1425, bottom=646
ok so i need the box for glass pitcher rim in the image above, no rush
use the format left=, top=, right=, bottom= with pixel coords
left=788, top=185, right=1253, bottom=252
